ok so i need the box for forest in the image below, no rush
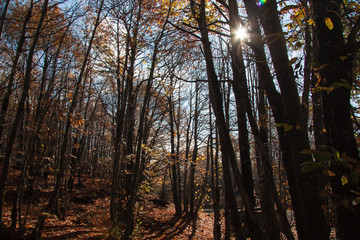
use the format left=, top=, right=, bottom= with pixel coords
left=0, top=0, right=359, bottom=239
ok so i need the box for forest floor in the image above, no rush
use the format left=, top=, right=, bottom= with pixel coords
left=3, top=169, right=216, bottom=239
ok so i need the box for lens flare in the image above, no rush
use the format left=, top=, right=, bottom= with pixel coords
left=235, top=26, right=248, bottom=40
left=257, top=0, right=267, bottom=6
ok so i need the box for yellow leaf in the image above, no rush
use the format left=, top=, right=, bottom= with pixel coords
left=339, top=56, right=349, bottom=61
left=323, top=170, right=336, bottom=176
left=284, top=124, right=293, bottom=132
left=341, top=175, right=348, bottom=185
left=325, top=17, right=334, bottom=30
left=307, top=18, right=315, bottom=26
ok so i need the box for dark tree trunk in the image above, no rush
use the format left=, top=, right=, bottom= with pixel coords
left=0, top=0, right=10, bottom=39
left=169, top=77, right=182, bottom=216
left=189, top=81, right=199, bottom=216
left=227, top=1, right=258, bottom=238
left=0, top=0, right=33, bottom=149
left=0, top=0, right=47, bottom=226
left=190, top=0, right=266, bottom=238
left=255, top=81, right=280, bottom=240
left=123, top=14, right=169, bottom=237
left=31, top=1, right=104, bottom=237
left=313, top=1, right=360, bottom=239
left=210, top=109, right=221, bottom=240
left=243, top=1, right=330, bottom=239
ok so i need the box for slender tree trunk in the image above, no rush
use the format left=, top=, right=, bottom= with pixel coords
left=190, top=1, right=266, bottom=238
left=110, top=31, right=130, bottom=222
left=0, top=0, right=33, bottom=147
left=123, top=13, right=169, bottom=237
left=31, top=1, right=104, bottom=237
left=189, top=81, right=199, bottom=216
left=183, top=91, right=193, bottom=212
left=169, top=77, right=181, bottom=216
left=255, top=79, right=280, bottom=240
left=243, top=1, right=330, bottom=239
left=227, top=1, right=259, bottom=238
left=209, top=107, right=221, bottom=240
left=11, top=51, right=50, bottom=233
left=0, top=0, right=10, bottom=40
left=0, top=0, right=47, bottom=226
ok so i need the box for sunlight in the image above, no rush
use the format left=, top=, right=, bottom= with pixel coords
left=235, top=26, right=248, bottom=41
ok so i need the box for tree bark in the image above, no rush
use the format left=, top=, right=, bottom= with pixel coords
left=243, top=1, right=330, bottom=239
left=31, top=0, right=104, bottom=237
left=190, top=0, right=266, bottom=238
left=312, top=1, right=360, bottom=239
left=0, top=0, right=47, bottom=226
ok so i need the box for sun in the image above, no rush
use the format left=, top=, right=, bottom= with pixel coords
left=234, top=26, right=248, bottom=40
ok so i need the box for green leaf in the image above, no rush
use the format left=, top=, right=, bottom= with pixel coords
left=325, top=17, right=334, bottom=30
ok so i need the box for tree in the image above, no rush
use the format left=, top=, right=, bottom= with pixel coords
left=189, top=0, right=265, bottom=238
left=31, top=0, right=105, bottom=237
left=0, top=0, right=49, bottom=227
left=312, top=0, right=360, bottom=238
left=242, top=0, right=330, bottom=238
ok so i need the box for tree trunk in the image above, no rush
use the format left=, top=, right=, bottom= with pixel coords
left=0, top=0, right=10, bottom=39
left=30, top=1, right=104, bottom=237
left=190, top=0, right=266, bottom=238
left=243, top=1, right=330, bottom=238
left=189, top=81, right=199, bottom=216
left=312, top=1, right=360, bottom=239
left=210, top=109, right=221, bottom=240
left=0, top=0, right=33, bottom=149
left=0, top=0, right=47, bottom=226
left=169, top=77, right=182, bottom=216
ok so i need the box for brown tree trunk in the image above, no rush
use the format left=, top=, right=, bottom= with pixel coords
left=255, top=80, right=281, bottom=240
left=243, top=1, right=330, bottom=239
left=0, top=0, right=10, bottom=39
left=0, top=0, right=33, bottom=149
left=190, top=0, right=266, bottom=238
left=0, top=0, right=47, bottom=226
left=123, top=10, right=170, bottom=237
left=31, top=1, right=104, bottom=237
left=169, top=76, right=182, bottom=216
left=209, top=108, right=221, bottom=240
left=312, top=1, right=360, bottom=239
left=227, top=1, right=258, bottom=238
left=189, top=81, right=199, bottom=216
